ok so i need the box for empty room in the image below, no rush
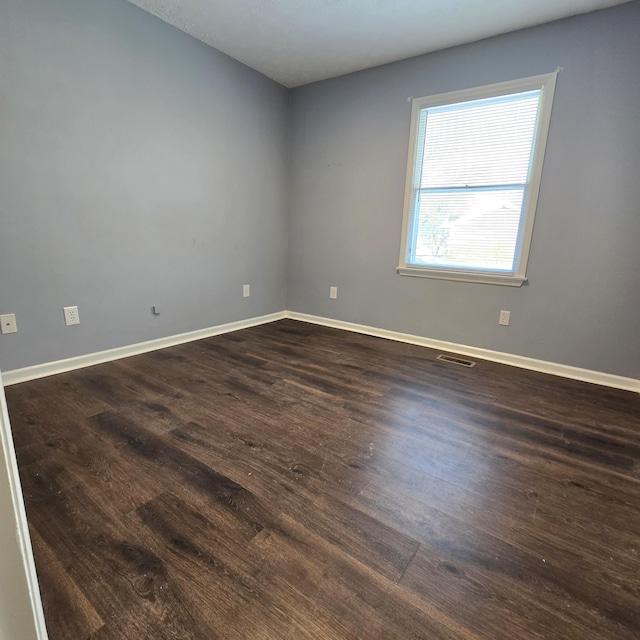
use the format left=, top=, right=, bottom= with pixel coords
left=1, top=0, right=639, bottom=638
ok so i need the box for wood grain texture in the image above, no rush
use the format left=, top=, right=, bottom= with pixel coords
left=5, top=319, right=640, bottom=639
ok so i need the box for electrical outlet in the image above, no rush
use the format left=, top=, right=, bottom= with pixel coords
left=63, top=306, right=80, bottom=326
left=0, top=313, right=17, bottom=334
left=499, top=310, right=511, bottom=326
left=329, top=286, right=338, bottom=299
left=243, top=284, right=250, bottom=298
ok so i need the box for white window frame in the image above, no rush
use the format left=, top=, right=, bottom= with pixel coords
left=397, top=72, right=557, bottom=286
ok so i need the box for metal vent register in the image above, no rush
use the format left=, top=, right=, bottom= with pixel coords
left=436, top=354, right=476, bottom=368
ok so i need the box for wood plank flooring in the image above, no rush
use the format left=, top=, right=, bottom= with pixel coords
left=5, top=318, right=640, bottom=639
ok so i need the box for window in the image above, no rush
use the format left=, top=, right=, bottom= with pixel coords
left=398, top=73, right=557, bottom=286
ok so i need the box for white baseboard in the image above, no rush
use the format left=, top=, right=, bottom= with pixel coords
left=0, top=378, right=49, bottom=639
left=285, top=311, right=640, bottom=393
left=2, top=311, right=286, bottom=386
left=2, top=309, right=638, bottom=393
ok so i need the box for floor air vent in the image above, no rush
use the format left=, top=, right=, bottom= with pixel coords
left=437, top=354, right=476, bottom=368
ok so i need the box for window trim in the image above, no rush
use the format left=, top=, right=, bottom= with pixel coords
left=397, top=72, right=558, bottom=286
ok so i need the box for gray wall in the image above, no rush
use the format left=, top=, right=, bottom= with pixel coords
left=0, top=0, right=289, bottom=372
left=288, top=1, right=640, bottom=379
left=1, top=0, right=639, bottom=380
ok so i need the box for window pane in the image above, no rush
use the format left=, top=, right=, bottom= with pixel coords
left=411, top=188, right=525, bottom=271
left=419, top=91, right=540, bottom=189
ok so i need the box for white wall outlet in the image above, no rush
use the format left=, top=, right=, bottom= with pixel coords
left=499, top=310, right=511, bottom=326
left=329, top=286, right=338, bottom=299
left=63, top=306, right=80, bottom=326
left=243, top=284, right=250, bottom=298
left=0, top=314, right=17, bottom=334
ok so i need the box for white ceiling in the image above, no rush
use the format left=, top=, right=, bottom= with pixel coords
left=125, top=0, right=631, bottom=87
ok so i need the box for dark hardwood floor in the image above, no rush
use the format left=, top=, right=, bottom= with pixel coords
left=5, top=319, right=640, bottom=639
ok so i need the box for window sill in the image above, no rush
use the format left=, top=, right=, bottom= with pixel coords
left=396, top=266, right=527, bottom=287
